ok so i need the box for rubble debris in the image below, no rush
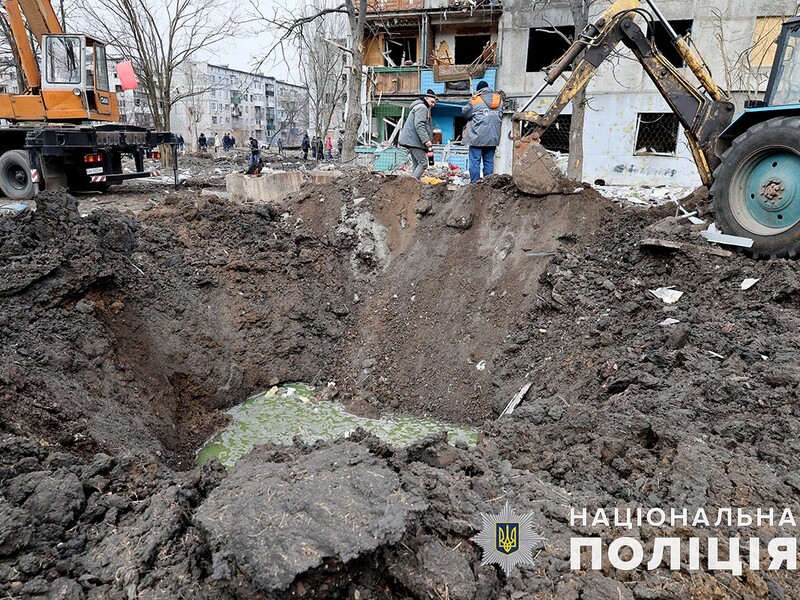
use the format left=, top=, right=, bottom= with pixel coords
left=700, top=222, right=754, bottom=248
left=1, top=176, right=799, bottom=598
left=499, top=382, right=533, bottom=417
left=648, top=286, right=684, bottom=304
left=741, top=277, right=759, bottom=290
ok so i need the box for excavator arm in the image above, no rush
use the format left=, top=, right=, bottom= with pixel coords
left=511, top=0, right=736, bottom=195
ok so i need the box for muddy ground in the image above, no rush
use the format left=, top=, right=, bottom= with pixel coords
left=1, top=157, right=799, bottom=599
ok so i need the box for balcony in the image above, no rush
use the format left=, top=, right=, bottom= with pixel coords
left=368, top=66, right=497, bottom=97
left=368, top=67, right=420, bottom=96
left=367, top=0, right=422, bottom=12
left=424, top=0, right=501, bottom=8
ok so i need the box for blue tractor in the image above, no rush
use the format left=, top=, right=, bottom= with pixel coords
left=511, top=0, right=800, bottom=258
left=711, top=18, right=800, bottom=258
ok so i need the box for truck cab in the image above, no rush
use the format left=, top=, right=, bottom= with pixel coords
left=36, top=33, right=119, bottom=121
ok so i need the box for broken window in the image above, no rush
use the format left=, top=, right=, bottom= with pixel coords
left=384, top=116, right=400, bottom=142
left=526, top=26, right=573, bottom=72
left=455, top=34, right=491, bottom=65
left=647, top=19, right=693, bottom=68
left=384, top=37, right=417, bottom=66
left=540, top=115, right=571, bottom=153
left=751, top=16, right=788, bottom=68
left=634, top=113, right=679, bottom=154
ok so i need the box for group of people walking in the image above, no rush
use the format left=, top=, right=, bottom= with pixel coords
left=300, top=133, right=342, bottom=162
left=195, top=132, right=237, bottom=153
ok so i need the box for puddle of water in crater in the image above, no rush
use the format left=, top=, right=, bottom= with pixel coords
left=197, top=384, right=478, bottom=468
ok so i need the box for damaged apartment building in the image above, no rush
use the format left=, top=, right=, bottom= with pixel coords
left=364, top=0, right=798, bottom=186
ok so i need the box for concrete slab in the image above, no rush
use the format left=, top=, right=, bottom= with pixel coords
left=225, top=171, right=304, bottom=203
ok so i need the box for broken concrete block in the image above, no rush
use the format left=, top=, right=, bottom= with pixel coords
left=225, top=171, right=304, bottom=204
left=308, top=170, right=343, bottom=185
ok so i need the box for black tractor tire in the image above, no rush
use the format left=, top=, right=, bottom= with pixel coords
left=711, top=116, right=800, bottom=258
left=0, top=150, right=33, bottom=201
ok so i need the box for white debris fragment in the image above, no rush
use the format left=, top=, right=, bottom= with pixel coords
left=353, top=197, right=365, bottom=205
left=659, top=318, right=680, bottom=326
left=700, top=223, right=754, bottom=248
left=741, top=278, right=759, bottom=290
left=595, top=185, right=695, bottom=206
left=476, top=360, right=487, bottom=371
left=707, top=351, right=725, bottom=359
left=649, top=287, right=684, bottom=304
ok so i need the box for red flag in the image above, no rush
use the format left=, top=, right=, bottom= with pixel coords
left=116, top=61, right=138, bottom=91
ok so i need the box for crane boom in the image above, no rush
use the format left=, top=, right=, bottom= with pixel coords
left=13, top=0, right=62, bottom=42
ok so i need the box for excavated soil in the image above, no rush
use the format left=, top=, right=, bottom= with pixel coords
left=1, top=172, right=799, bottom=599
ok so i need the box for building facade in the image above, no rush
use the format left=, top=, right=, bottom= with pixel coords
left=364, top=0, right=797, bottom=185
left=170, top=62, right=309, bottom=150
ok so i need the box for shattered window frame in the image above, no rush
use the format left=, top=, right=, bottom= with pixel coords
left=634, top=112, right=680, bottom=155
left=526, top=26, right=573, bottom=73
left=647, top=19, right=693, bottom=68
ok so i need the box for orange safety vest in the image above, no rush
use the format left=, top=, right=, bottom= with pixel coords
left=470, top=91, right=502, bottom=110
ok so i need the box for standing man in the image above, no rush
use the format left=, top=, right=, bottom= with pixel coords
left=337, top=136, right=343, bottom=158
left=301, top=133, right=310, bottom=161
left=462, top=80, right=503, bottom=184
left=316, top=137, right=324, bottom=161
left=248, top=137, right=260, bottom=171
left=177, top=134, right=185, bottom=152
left=399, top=88, right=438, bottom=180
left=278, top=135, right=285, bottom=154
left=198, top=132, right=207, bottom=152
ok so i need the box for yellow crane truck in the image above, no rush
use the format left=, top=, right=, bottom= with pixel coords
left=0, top=0, right=176, bottom=200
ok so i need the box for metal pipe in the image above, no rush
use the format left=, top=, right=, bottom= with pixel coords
left=519, top=82, right=550, bottom=112
left=643, top=0, right=678, bottom=39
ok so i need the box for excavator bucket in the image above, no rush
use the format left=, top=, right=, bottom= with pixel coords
left=512, top=139, right=580, bottom=196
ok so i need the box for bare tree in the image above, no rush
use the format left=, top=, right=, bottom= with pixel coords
left=273, top=87, right=307, bottom=147
left=178, top=62, right=208, bottom=151
left=709, top=5, right=798, bottom=101
left=0, top=10, right=25, bottom=93
left=254, top=0, right=367, bottom=163
left=565, top=0, right=595, bottom=182
left=296, top=2, right=348, bottom=140
left=74, top=0, right=240, bottom=133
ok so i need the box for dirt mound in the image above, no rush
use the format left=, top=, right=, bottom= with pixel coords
left=1, top=177, right=799, bottom=597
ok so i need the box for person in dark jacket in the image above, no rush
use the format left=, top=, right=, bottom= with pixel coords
left=399, top=88, right=438, bottom=179
left=316, top=137, right=324, bottom=160
left=198, top=132, right=207, bottom=152
left=248, top=137, right=260, bottom=170
left=301, top=133, right=310, bottom=161
left=337, top=136, right=343, bottom=158
left=462, top=80, right=503, bottom=183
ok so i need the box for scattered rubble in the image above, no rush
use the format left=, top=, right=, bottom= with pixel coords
left=1, top=170, right=799, bottom=597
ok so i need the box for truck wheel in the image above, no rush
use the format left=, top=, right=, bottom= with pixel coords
left=711, top=116, right=800, bottom=258
left=0, top=150, right=33, bottom=201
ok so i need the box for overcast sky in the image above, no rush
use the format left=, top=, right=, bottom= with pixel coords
left=201, top=0, right=302, bottom=83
